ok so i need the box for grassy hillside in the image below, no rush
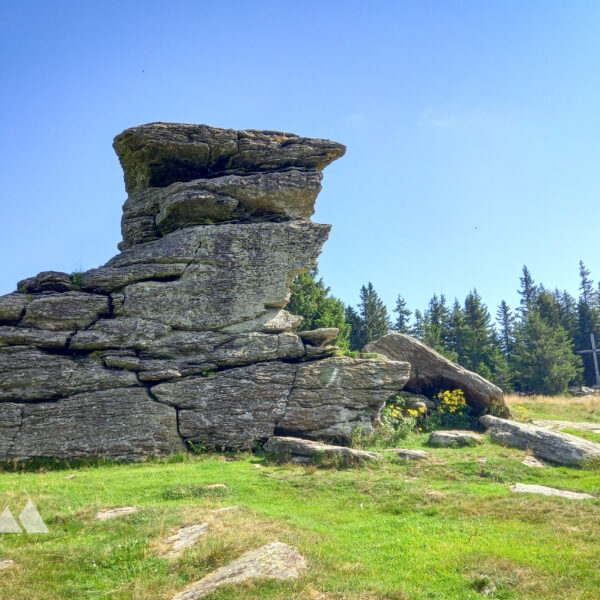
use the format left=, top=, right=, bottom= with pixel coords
left=0, top=397, right=599, bottom=600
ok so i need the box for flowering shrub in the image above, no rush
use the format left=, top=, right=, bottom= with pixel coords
left=378, top=396, right=426, bottom=443
left=510, top=404, right=530, bottom=421
left=421, top=389, right=473, bottom=431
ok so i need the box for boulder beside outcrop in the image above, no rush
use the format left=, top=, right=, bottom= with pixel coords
left=428, top=430, right=483, bottom=447
left=480, top=415, right=600, bottom=466
left=364, top=333, right=508, bottom=416
left=263, top=436, right=384, bottom=464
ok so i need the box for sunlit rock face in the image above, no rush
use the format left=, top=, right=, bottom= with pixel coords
left=0, top=123, right=409, bottom=459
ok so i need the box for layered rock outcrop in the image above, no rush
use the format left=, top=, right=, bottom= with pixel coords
left=0, top=123, right=410, bottom=460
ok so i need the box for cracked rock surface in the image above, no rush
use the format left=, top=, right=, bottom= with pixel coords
left=0, top=122, right=410, bottom=460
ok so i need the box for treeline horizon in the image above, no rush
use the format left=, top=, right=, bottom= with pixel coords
left=287, top=261, right=600, bottom=395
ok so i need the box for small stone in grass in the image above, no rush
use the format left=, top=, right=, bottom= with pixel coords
left=95, top=506, right=138, bottom=521
left=0, top=559, right=15, bottom=571
left=162, top=523, right=208, bottom=558
left=428, top=430, right=483, bottom=447
left=522, top=455, right=545, bottom=468
left=211, top=506, right=239, bottom=513
left=510, top=483, right=593, bottom=500
left=382, top=448, right=428, bottom=460
left=172, top=542, right=307, bottom=600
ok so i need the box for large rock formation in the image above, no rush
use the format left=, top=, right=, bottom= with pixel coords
left=0, top=123, right=410, bottom=460
left=364, top=333, right=508, bottom=416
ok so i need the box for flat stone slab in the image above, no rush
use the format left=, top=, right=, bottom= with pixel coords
left=298, top=328, right=339, bottom=346
left=95, top=506, right=139, bottom=521
left=509, top=483, right=594, bottom=500
left=162, top=522, right=208, bottom=558
left=211, top=506, right=239, bottom=513
left=382, top=448, right=428, bottom=460
left=263, top=436, right=384, bottom=464
left=532, top=420, right=600, bottom=434
left=0, top=559, right=15, bottom=570
left=521, top=455, right=546, bottom=468
left=481, top=415, right=600, bottom=466
left=172, top=541, right=307, bottom=600
left=428, top=430, right=483, bottom=447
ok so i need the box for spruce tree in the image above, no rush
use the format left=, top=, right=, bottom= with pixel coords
left=345, top=305, right=368, bottom=351
left=413, top=310, right=425, bottom=340
left=358, top=282, right=391, bottom=345
left=576, top=261, right=600, bottom=385
left=461, top=289, right=494, bottom=372
left=446, top=299, right=465, bottom=361
left=287, top=268, right=351, bottom=351
left=421, top=293, right=451, bottom=353
left=554, top=289, right=579, bottom=341
left=513, top=309, right=582, bottom=394
left=518, top=265, right=537, bottom=315
left=496, top=300, right=515, bottom=359
left=392, top=294, right=412, bottom=334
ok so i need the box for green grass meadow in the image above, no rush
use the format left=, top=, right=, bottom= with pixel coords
left=0, top=395, right=599, bottom=600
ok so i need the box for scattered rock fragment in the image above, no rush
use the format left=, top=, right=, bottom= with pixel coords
left=398, top=392, right=436, bottom=412
left=426, top=491, right=444, bottom=498
left=509, top=483, right=594, bottom=500
left=428, top=430, right=483, bottom=447
left=532, top=420, right=600, bottom=435
left=172, top=541, right=307, bottom=600
left=480, top=415, right=600, bottom=466
left=0, top=559, right=15, bottom=571
left=211, top=506, right=239, bottom=513
left=264, top=436, right=384, bottom=465
left=62, top=474, right=75, bottom=479
left=382, top=448, right=428, bottom=460
left=95, top=506, right=139, bottom=521
left=521, top=455, right=546, bottom=468
left=205, top=483, right=227, bottom=489
left=161, top=522, right=208, bottom=558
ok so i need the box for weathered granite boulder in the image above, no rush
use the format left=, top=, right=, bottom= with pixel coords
left=480, top=415, right=600, bottom=466
left=428, top=430, right=484, bottom=447
left=263, top=435, right=384, bottom=464
left=364, top=333, right=508, bottom=416
left=0, top=123, right=409, bottom=460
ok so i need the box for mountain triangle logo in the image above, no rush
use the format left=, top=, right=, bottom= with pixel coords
left=0, top=499, right=49, bottom=534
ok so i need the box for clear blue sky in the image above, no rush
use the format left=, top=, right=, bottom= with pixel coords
left=1, top=0, right=599, bottom=321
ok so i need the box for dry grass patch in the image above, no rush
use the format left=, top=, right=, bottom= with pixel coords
left=505, top=393, right=600, bottom=422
